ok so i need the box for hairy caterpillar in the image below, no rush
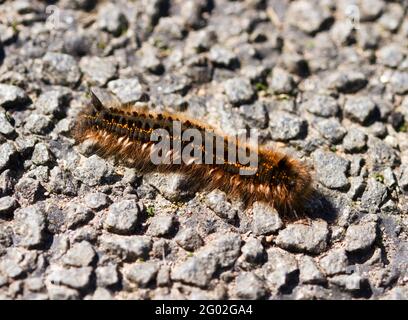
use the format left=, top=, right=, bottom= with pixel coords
left=73, top=91, right=312, bottom=218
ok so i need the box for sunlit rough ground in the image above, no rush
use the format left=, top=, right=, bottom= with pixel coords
left=0, top=0, right=407, bottom=300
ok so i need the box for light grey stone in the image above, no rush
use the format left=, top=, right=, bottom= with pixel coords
left=90, top=287, right=113, bottom=300
left=328, top=70, right=367, bottom=93
left=42, top=52, right=81, bottom=87
left=144, top=172, right=195, bottom=202
left=175, top=228, right=204, bottom=251
left=96, top=264, right=119, bottom=288
left=107, top=78, right=146, bottom=104
left=275, top=220, right=329, bottom=254
left=377, top=44, right=405, bottom=68
left=234, top=272, right=266, bottom=299
left=367, top=136, right=400, bottom=168
left=344, top=96, right=378, bottom=125
left=345, top=222, right=377, bottom=252
left=80, top=56, right=117, bottom=86
left=390, top=71, right=408, bottom=95
left=13, top=206, right=45, bottom=248
left=263, top=248, right=298, bottom=291
left=316, top=118, right=346, bottom=144
left=124, top=262, right=159, bottom=287
left=32, top=142, right=53, bottom=166
left=14, top=177, right=43, bottom=205
left=319, top=248, right=348, bottom=276
left=0, top=142, right=17, bottom=173
left=84, top=192, right=110, bottom=210
left=35, top=88, right=71, bottom=117
left=224, top=77, right=254, bottom=105
left=47, top=284, right=79, bottom=300
left=209, top=45, right=238, bottom=68
left=269, top=67, right=295, bottom=94
left=330, top=273, right=363, bottom=291
left=251, top=201, right=283, bottom=235
left=63, top=241, right=96, bottom=267
left=0, top=110, right=15, bottom=137
left=303, top=94, right=339, bottom=118
left=205, top=189, right=237, bottom=222
left=24, top=114, right=52, bottom=135
left=97, top=3, right=128, bottom=36
left=171, top=233, right=241, bottom=287
left=241, top=237, right=264, bottom=264
left=99, top=234, right=152, bottom=261
left=104, top=200, right=140, bottom=235
left=298, top=255, right=325, bottom=284
left=73, top=155, right=114, bottom=187
left=65, top=203, right=93, bottom=230
left=171, top=254, right=217, bottom=287
left=360, top=178, right=388, bottom=212
left=343, top=128, right=367, bottom=153
left=147, top=214, right=175, bottom=237
left=313, top=150, right=350, bottom=190
left=0, top=196, right=18, bottom=218
left=0, top=84, right=29, bottom=109
left=47, top=265, right=93, bottom=290
left=269, top=111, right=306, bottom=141
left=287, top=0, right=332, bottom=34
left=347, top=176, right=366, bottom=201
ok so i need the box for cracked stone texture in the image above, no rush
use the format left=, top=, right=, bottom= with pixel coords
left=0, top=0, right=406, bottom=301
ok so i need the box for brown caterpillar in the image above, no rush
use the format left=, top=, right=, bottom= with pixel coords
left=73, top=92, right=313, bottom=218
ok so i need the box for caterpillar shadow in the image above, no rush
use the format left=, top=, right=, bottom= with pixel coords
left=302, top=188, right=338, bottom=224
